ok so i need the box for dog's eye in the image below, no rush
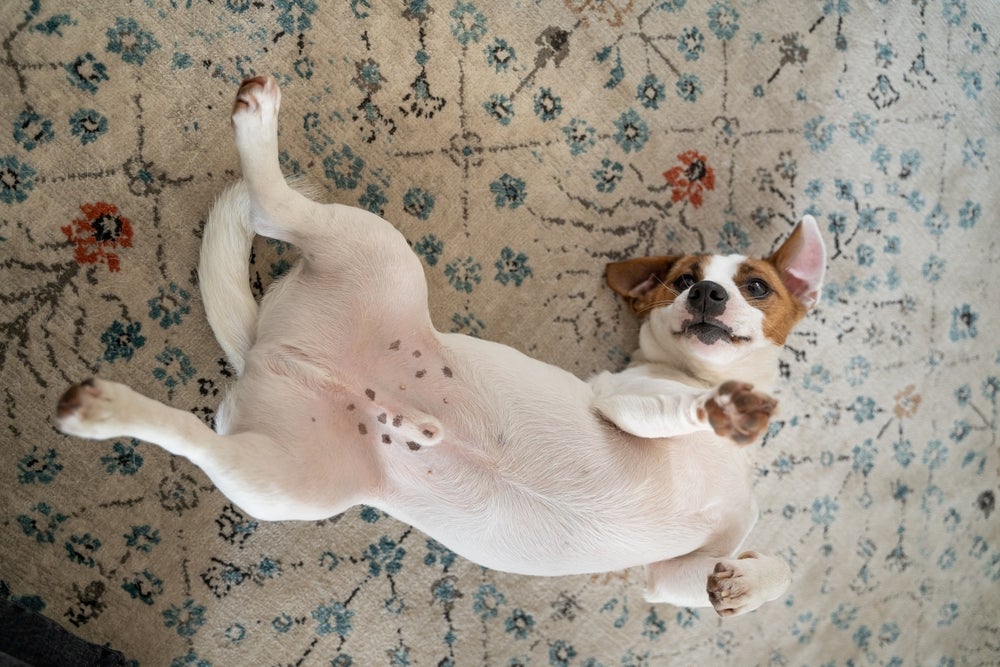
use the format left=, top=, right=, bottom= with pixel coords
left=673, top=274, right=696, bottom=291
left=745, top=279, right=772, bottom=299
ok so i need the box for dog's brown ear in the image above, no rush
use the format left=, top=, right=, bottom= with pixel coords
left=605, top=256, right=680, bottom=314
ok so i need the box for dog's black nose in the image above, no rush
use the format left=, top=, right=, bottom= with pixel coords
left=687, top=280, right=728, bottom=317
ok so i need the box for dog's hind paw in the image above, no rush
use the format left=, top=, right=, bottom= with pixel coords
left=704, top=381, right=776, bottom=445
left=56, top=378, right=129, bottom=441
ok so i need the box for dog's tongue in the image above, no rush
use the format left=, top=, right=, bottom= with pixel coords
left=686, top=322, right=731, bottom=345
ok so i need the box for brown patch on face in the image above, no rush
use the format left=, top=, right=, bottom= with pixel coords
left=606, top=255, right=707, bottom=317
left=442, top=366, right=453, bottom=378
left=735, top=259, right=807, bottom=344
left=382, top=434, right=392, bottom=444
left=393, top=415, right=404, bottom=427
left=377, top=413, right=387, bottom=424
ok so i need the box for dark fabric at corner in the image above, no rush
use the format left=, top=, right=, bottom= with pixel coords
left=0, top=599, right=126, bottom=667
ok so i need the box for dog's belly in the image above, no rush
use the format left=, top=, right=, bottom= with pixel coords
left=369, top=335, right=756, bottom=576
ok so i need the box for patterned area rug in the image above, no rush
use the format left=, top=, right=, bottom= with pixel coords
left=2, top=1, right=998, bottom=665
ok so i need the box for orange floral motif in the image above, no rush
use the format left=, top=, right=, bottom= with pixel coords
left=663, top=150, right=716, bottom=208
left=62, top=202, right=134, bottom=272
left=893, top=384, right=921, bottom=419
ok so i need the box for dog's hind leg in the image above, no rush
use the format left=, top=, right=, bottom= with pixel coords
left=228, top=76, right=322, bottom=243
left=56, top=378, right=364, bottom=521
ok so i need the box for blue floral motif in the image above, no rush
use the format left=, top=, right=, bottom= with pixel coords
left=505, top=608, right=535, bottom=639
left=717, top=220, right=750, bottom=253
left=65, top=533, right=102, bottom=568
left=562, top=118, right=596, bottom=155
left=677, top=26, right=705, bottom=61
left=592, top=158, right=623, bottom=193
left=65, top=52, right=109, bottom=94
left=812, top=496, right=839, bottom=526
left=804, top=115, right=835, bottom=152
left=122, top=569, right=163, bottom=605
left=548, top=639, right=576, bottom=667
left=149, top=283, right=192, bottom=329
left=69, top=108, right=109, bottom=145
left=125, top=525, right=161, bottom=552
left=414, top=234, right=444, bottom=266
left=18, top=503, right=67, bottom=544
left=18, top=447, right=63, bottom=485
left=450, top=311, right=486, bottom=337
left=444, top=257, right=482, bottom=293
left=473, top=583, right=505, bottom=620
left=323, top=144, right=365, bottom=190
left=949, top=304, right=978, bottom=341
left=490, top=174, right=526, bottom=209
left=101, top=319, right=146, bottom=363
left=450, top=2, right=487, bottom=46
left=494, top=247, right=533, bottom=286
left=102, top=440, right=143, bottom=476
left=485, top=37, right=515, bottom=71
left=0, top=155, right=37, bottom=204
left=153, top=347, right=197, bottom=389
left=106, top=17, right=160, bottom=66
left=170, top=651, right=211, bottom=667
left=958, top=200, right=980, bottom=228
left=313, top=600, right=354, bottom=638
left=707, top=2, right=740, bottom=40
left=636, top=75, right=666, bottom=109
left=403, top=188, right=435, bottom=220
left=424, top=539, right=458, bottom=571
left=484, top=93, right=514, bottom=125
left=363, top=536, right=405, bottom=577
left=163, top=599, right=207, bottom=637
left=276, top=0, right=319, bottom=33
left=613, top=109, right=648, bottom=153
left=359, top=183, right=388, bottom=215
left=675, top=73, right=702, bottom=102
left=13, top=110, right=54, bottom=151
left=534, top=88, right=563, bottom=121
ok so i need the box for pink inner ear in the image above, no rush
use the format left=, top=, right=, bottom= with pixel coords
left=629, top=274, right=660, bottom=298
left=775, top=217, right=826, bottom=307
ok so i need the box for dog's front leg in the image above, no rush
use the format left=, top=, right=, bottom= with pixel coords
left=644, top=550, right=790, bottom=617
left=591, top=373, right=775, bottom=444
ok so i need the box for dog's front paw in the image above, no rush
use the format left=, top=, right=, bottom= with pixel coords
left=57, top=378, right=127, bottom=441
left=707, top=552, right=790, bottom=617
left=704, top=381, right=776, bottom=445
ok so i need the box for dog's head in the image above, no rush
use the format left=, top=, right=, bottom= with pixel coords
left=606, top=215, right=826, bottom=385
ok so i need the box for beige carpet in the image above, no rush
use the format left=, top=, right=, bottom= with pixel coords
left=2, top=0, right=998, bottom=664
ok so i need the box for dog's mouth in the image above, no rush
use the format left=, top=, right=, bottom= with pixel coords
left=678, top=319, right=751, bottom=345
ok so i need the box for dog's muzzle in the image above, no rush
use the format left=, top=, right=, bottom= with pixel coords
left=680, top=281, right=741, bottom=345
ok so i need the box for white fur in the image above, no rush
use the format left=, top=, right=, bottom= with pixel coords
left=57, top=77, right=825, bottom=616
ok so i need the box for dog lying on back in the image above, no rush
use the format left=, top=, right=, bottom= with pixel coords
left=57, top=77, right=825, bottom=616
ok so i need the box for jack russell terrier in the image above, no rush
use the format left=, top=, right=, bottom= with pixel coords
left=57, top=77, right=826, bottom=617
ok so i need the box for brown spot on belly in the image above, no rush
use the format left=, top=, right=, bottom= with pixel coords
left=358, top=423, right=367, bottom=435
left=365, top=388, right=376, bottom=400
left=442, top=366, right=453, bottom=378
left=413, top=350, right=422, bottom=358
left=393, top=415, right=403, bottom=427
left=347, top=403, right=356, bottom=411
left=415, top=370, right=426, bottom=378
left=377, top=413, right=387, bottom=424
left=382, top=434, right=392, bottom=444
left=389, top=340, right=401, bottom=351
left=407, top=441, right=422, bottom=451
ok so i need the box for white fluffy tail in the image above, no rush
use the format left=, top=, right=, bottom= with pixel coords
left=198, top=180, right=257, bottom=377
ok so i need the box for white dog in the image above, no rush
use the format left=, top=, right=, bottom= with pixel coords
left=57, top=77, right=826, bottom=616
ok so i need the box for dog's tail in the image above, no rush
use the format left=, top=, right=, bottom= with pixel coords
left=198, top=180, right=257, bottom=377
